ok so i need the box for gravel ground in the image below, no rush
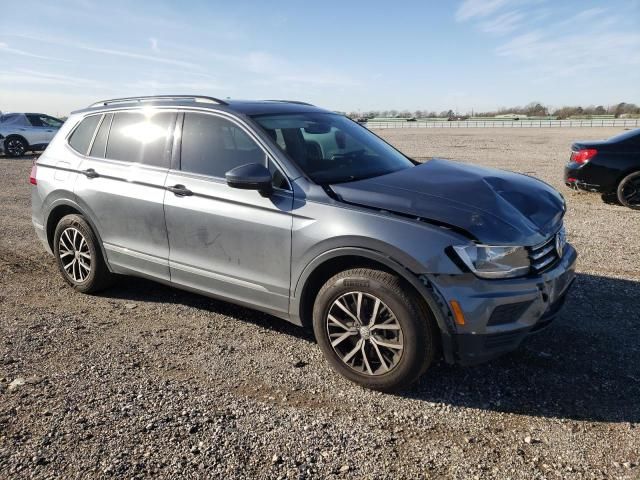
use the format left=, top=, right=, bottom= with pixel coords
left=1, top=128, right=639, bottom=479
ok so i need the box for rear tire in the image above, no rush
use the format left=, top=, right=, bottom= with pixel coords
left=53, top=214, right=114, bottom=293
left=617, top=171, right=640, bottom=210
left=4, top=136, right=28, bottom=157
left=312, top=268, right=437, bottom=392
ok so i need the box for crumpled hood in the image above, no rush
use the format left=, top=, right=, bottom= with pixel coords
left=330, top=159, right=565, bottom=245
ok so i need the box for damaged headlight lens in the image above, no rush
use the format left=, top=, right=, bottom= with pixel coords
left=453, top=244, right=530, bottom=279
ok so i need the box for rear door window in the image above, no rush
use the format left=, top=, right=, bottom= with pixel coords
left=105, top=111, right=175, bottom=168
left=68, top=115, right=102, bottom=155
left=180, top=113, right=265, bottom=178
left=26, top=114, right=45, bottom=127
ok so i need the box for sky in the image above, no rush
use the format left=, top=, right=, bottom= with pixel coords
left=0, top=0, right=638, bottom=116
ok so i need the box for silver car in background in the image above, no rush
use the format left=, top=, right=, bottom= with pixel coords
left=30, top=95, right=576, bottom=391
left=0, top=112, right=64, bottom=156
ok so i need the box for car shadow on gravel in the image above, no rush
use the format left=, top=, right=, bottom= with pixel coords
left=99, top=273, right=638, bottom=423
left=102, top=275, right=315, bottom=342
left=404, top=273, right=640, bottom=423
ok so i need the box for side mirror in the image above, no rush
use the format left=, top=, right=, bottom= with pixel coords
left=225, top=163, right=273, bottom=197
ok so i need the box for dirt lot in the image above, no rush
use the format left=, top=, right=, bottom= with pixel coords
left=1, top=128, right=639, bottom=479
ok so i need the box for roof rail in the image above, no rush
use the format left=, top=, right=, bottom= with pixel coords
left=88, top=95, right=228, bottom=108
left=264, top=99, right=315, bottom=106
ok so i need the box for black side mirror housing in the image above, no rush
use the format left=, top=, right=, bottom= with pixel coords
left=225, top=163, right=273, bottom=197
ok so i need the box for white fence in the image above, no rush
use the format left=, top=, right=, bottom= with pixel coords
left=365, top=119, right=640, bottom=129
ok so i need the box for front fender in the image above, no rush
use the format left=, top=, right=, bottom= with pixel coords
left=290, top=199, right=469, bottom=285
left=289, top=246, right=457, bottom=361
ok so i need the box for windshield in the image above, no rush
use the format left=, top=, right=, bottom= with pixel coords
left=251, top=112, right=414, bottom=184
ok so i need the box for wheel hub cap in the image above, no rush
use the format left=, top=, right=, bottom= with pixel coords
left=359, top=326, right=371, bottom=340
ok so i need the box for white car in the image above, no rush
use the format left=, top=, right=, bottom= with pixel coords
left=0, top=113, right=64, bottom=157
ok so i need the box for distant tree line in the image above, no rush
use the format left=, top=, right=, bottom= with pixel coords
left=347, top=102, right=640, bottom=120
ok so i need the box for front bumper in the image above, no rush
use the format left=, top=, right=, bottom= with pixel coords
left=425, top=243, right=577, bottom=365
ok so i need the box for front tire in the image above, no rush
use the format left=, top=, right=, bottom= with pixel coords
left=53, top=214, right=114, bottom=293
left=312, top=268, right=437, bottom=392
left=617, top=171, right=640, bottom=210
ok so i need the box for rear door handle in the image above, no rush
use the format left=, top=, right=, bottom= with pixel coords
left=82, top=168, right=99, bottom=178
left=167, top=184, right=193, bottom=196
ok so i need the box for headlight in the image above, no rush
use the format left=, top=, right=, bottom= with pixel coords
left=453, top=244, right=530, bottom=279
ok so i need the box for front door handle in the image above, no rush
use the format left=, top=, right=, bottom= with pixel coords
left=167, top=184, right=193, bottom=196
left=82, top=168, right=99, bottom=178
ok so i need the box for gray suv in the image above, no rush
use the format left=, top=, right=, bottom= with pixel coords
left=31, top=96, right=576, bottom=391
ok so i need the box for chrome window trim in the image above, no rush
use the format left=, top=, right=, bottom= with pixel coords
left=66, top=106, right=292, bottom=191
left=80, top=105, right=295, bottom=182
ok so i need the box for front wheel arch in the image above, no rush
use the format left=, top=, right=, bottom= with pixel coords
left=293, top=248, right=454, bottom=341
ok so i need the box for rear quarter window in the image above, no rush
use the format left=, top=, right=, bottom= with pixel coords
left=68, top=115, right=102, bottom=155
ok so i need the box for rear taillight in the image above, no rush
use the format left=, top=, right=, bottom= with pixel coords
left=570, top=148, right=598, bottom=165
left=29, top=161, right=38, bottom=185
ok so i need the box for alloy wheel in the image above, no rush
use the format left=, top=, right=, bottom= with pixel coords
left=58, top=227, right=92, bottom=282
left=326, top=291, right=404, bottom=376
left=621, top=177, right=640, bottom=207
left=6, top=139, right=26, bottom=157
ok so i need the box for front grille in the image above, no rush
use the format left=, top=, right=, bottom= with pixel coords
left=529, top=233, right=560, bottom=274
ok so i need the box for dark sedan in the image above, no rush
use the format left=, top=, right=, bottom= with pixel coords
left=565, top=128, right=640, bottom=209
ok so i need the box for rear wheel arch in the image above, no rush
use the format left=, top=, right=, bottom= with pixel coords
left=45, top=201, right=110, bottom=269
left=616, top=169, right=640, bottom=209
left=615, top=166, right=640, bottom=184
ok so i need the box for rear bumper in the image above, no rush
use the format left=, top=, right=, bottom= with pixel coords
left=564, top=164, right=605, bottom=192
left=32, top=219, right=52, bottom=254
left=425, top=243, right=577, bottom=366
